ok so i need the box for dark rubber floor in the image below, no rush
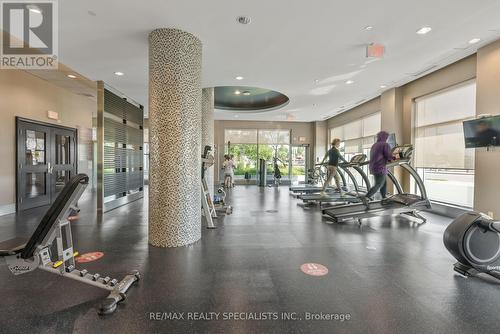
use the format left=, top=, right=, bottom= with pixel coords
left=0, top=186, right=498, bottom=333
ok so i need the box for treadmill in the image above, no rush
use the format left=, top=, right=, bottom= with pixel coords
left=322, top=145, right=431, bottom=224
left=289, top=163, right=348, bottom=194
left=299, top=154, right=371, bottom=206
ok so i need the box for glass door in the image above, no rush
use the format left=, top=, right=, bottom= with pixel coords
left=17, top=118, right=77, bottom=211
left=17, top=122, right=51, bottom=210
left=51, top=128, right=76, bottom=198
left=290, top=145, right=308, bottom=185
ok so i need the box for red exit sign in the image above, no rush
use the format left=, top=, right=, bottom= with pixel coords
left=366, top=43, right=385, bottom=58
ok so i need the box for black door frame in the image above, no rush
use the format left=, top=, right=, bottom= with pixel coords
left=16, top=117, right=78, bottom=211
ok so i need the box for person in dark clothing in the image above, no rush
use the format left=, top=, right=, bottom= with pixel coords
left=361, top=131, right=395, bottom=205
left=475, top=120, right=499, bottom=147
left=321, top=138, right=346, bottom=196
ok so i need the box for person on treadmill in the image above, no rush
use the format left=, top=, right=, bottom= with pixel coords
left=321, top=138, right=346, bottom=197
left=361, top=131, right=394, bottom=206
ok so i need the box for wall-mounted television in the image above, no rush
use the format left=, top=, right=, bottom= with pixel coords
left=463, top=116, right=500, bottom=148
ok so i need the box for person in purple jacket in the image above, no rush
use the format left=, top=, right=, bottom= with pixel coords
left=361, top=131, right=395, bottom=205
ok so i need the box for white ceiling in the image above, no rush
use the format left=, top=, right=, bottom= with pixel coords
left=58, top=0, right=500, bottom=122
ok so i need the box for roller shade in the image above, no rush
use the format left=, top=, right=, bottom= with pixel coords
left=343, top=120, right=362, bottom=140
left=344, top=139, right=362, bottom=154
left=331, top=127, right=344, bottom=141
left=329, top=112, right=381, bottom=154
left=414, top=81, right=476, bottom=169
left=258, top=130, right=290, bottom=144
left=225, top=129, right=258, bottom=144
left=363, top=113, right=381, bottom=137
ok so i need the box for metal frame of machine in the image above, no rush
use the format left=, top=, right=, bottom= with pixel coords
left=322, top=145, right=431, bottom=225
left=0, top=174, right=140, bottom=315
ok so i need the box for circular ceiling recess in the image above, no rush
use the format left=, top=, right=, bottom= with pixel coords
left=214, top=86, right=289, bottom=113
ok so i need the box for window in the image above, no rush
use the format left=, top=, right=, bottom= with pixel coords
left=413, top=81, right=476, bottom=208
left=258, top=130, right=291, bottom=180
left=329, top=112, right=381, bottom=189
left=225, top=129, right=259, bottom=180
left=224, top=129, right=292, bottom=182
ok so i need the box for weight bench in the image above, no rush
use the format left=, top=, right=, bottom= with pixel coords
left=0, top=174, right=140, bottom=315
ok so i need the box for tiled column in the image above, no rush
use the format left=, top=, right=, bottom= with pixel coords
left=201, top=88, right=215, bottom=196
left=148, top=28, right=202, bottom=247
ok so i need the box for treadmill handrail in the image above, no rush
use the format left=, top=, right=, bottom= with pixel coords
left=21, top=174, right=89, bottom=259
left=351, top=165, right=371, bottom=190
left=400, top=163, right=428, bottom=200
left=339, top=164, right=361, bottom=193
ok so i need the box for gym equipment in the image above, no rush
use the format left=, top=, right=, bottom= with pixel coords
left=214, top=187, right=233, bottom=215
left=322, top=145, right=431, bottom=225
left=290, top=153, right=350, bottom=194
left=258, top=158, right=267, bottom=187
left=201, top=146, right=233, bottom=227
left=201, top=146, right=217, bottom=228
left=444, top=211, right=500, bottom=281
left=299, top=154, right=370, bottom=206
left=267, top=145, right=288, bottom=187
left=289, top=169, right=348, bottom=194
left=0, top=174, right=140, bottom=315
left=270, top=156, right=284, bottom=187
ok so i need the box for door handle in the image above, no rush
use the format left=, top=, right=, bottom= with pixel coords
left=47, top=162, right=53, bottom=174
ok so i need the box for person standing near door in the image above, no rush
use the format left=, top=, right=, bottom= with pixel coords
left=321, top=138, right=346, bottom=196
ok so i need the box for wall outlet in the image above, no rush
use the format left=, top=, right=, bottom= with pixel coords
left=488, top=211, right=494, bottom=219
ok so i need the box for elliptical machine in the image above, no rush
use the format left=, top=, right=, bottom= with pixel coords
left=443, top=211, right=500, bottom=281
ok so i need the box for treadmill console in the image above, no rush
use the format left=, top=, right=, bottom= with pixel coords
left=349, top=154, right=367, bottom=164
left=392, top=145, right=413, bottom=160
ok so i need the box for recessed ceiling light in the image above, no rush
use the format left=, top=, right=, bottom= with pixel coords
left=236, top=16, right=251, bottom=25
left=315, top=79, right=320, bottom=83
left=416, top=26, right=432, bottom=35
left=114, top=71, right=124, bottom=76
left=364, top=26, right=373, bottom=31
left=380, top=85, right=387, bottom=88
left=235, top=76, right=244, bottom=80
left=26, top=5, right=42, bottom=14
left=234, top=90, right=241, bottom=95
left=345, top=80, right=354, bottom=85
left=67, top=74, right=77, bottom=79
left=468, top=38, right=481, bottom=44
left=242, top=91, right=251, bottom=96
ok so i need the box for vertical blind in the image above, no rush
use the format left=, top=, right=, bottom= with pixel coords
left=414, top=81, right=476, bottom=169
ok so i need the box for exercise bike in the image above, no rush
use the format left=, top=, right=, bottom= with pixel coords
left=443, top=211, right=500, bottom=281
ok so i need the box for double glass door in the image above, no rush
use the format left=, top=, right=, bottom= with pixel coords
left=290, top=145, right=309, bottom=185
left=17, top=119, right=77, bottom=211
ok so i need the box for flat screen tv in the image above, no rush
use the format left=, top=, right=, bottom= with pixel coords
left=463, top=116, right=500, bottom=148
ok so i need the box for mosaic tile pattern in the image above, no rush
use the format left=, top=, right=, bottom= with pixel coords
left=148, top=28, right=202, bottom=247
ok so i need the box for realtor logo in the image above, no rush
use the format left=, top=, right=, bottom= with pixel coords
left=1, top=0, right=58, bottom=69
